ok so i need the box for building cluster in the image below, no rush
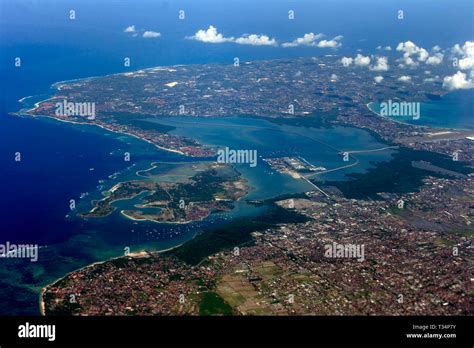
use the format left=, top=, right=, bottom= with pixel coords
left=44, top=177, right=473, bottom=315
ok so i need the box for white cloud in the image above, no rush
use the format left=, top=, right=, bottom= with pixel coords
left=374, top=76, right=384, bottom=83
left=342, top=54, right=386, bottom=70
left=442, top=41, right=474, bottom=90
left=187, top=26, right=277, bottom=46
left=452, top=42, right=469, bottom=55
left=142, top=31, right=161, bottom=38
left=370, top=56, right=389, bottom=71
left=354, top=54, right=371, bottom=66
left=418, top=48, right=429, bottom=62
left=398, top=75, right=412, bottom=82
left=442, top=71, right=474, bottom=90
left=404, top=56, right=417, bottom=66
left=459, top=57, right=474, bottom=70
left=124, top=25, right=136, bottom=33
left=426, top=53, right=443, bottom=65
left=282, top=33, right=324, bottom=47
left=317, top=39, right=341, bottom=48
left=188, top=26, right=234, bottom=43
left=340, top=57, right=353, bottom=67
left=397, top=41, right=421, bottom=66
left=397, top=41, right=421, bottom=57
left=452, top=41, right=474, bottom=70
left=282, top=33, right=342, bottom=48
left=235, top=34, right=277, bottom=46
left=397, top=41, right=445, bottom=67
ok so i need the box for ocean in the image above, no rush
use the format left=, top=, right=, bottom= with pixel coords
left=0, top=0, right=472, bottom=314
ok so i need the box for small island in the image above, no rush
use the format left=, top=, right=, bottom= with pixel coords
left=82, top=163, right=249, bottom=224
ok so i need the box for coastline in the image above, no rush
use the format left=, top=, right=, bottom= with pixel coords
left=16, top=98, right=195, bottom=315
left=136, top=162, right=160, bottom=177
left=82, top=188, right=153, bottom=219
left=120, top=209, right=207, bottom=225
left=39, top=247, right=183, bottom=316
left=39, top=287, right=45, bottom=316
left=21, top=105, right=242, bottom=316
left=16, top=113, right=187, bottom=156
left=365, top=101, right=472, bottom=132
left=365, top=102, right=429, bottom=128
left=24, top=61, right=470, bottom=316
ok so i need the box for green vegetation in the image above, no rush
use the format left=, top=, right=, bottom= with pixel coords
left=44, top=292, right=82, bottom=316
left=140, top=166, right=243, bottom=213
left=167, top=204, right=310, bottom=265
left=169, top=274, right=184, bottom=281
left=142, top=186, right=170, bottom=204
left=110, top=257, right=133, bottom=268
left=199, top=292, right=233, bottom=315
left=82, top=181, right=155, bottom=218
left=157, top=167, right=240, bottom=208
left=102, top=112, right=176, bottom=133
left=264, top=109, right=338, bottom=128
left=324, top=147, right=472, bottom=199
left=170, top=169, right=227, bottom=203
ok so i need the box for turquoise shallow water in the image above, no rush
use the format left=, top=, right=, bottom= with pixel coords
left=0, top=111, right=398, bottom=315
left=368, top=90, right=473, bottom=130
left=153, top=116, right=398, bottom=185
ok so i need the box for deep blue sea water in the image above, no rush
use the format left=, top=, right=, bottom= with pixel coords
left=0, top=0, right=472, bottom=314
